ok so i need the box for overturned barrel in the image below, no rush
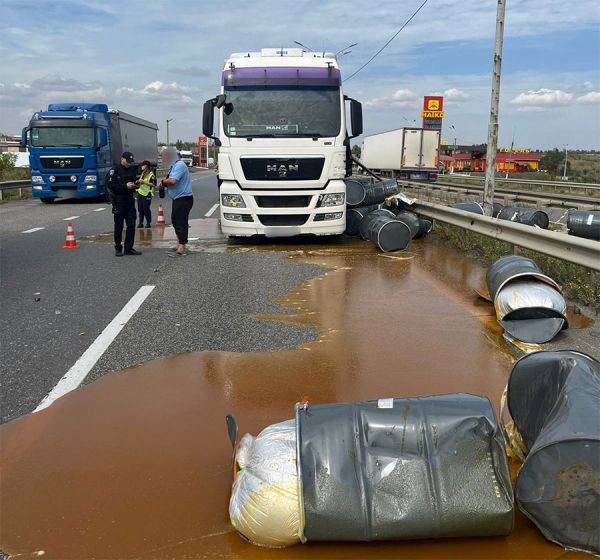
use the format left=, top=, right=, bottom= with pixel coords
left=451, top=201, right=483, bottom=214
left=345, top=204, right=380, bottom=236
left=395, top=210, right=421, bottom=238
left=365, top=215, right=412, bottom=252
left=345, top=178, right=398, bottom=207
left=567, top=209, right=600, bottom=240
left=498, top=206, right=549, bottom=228
left=509, top=350, right=600, bottom=555
left=414, top=218, right=433, bottom=239
left=358, top=208, right=396, bottom=240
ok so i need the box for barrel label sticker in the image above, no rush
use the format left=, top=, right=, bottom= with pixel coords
left=587, top=214, right=594, bottom=225
left=377, top=398, right=394, bottom=409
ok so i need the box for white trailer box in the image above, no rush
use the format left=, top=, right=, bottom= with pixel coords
left=362, top=128, right=440, bottom=181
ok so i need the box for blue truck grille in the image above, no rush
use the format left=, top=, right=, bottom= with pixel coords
left=40, top=156, right=84, bottom=170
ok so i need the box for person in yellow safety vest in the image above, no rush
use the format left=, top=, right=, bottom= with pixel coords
left=135, top=160, right=156, bottom=228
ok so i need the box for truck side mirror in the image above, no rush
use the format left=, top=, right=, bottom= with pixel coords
left=97, top=128, right=108, bottom=148
left=203, top=99, right=215, bottom=137
left=350, top=99, right=363, bottom=138
left=21, top=127, right=28, bottom=147
left=215, top=94, right=227, bottom=109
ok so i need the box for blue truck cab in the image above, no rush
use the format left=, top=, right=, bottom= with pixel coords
left=22, top=103, right=158, bottom=203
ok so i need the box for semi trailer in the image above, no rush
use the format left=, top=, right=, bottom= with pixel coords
left=361, top=127, right=440, bottom=181
left=202, top=47, right=363, bottom=237
left=22, top=103, right=158, bottom=203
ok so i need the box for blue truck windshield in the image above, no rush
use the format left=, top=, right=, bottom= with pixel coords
left=223, top=86, right=341, bottom=138
left=31, top=127, right=94, bottom=147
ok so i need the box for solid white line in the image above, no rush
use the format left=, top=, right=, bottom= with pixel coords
left=34, top=285, right=156, bottom=413
left=93, top=207, right=107, bottom=212
left=21, top=227, right=45, bottom=234
left=63, top=215, right=80, bottom=221
left=205, top=203, right=219, bottom=217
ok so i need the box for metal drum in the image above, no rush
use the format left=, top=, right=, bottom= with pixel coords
left=451, top=201, right=484, bottom=214
left=567, top=210, right=600, bottom=240
left=297, top=394, right=514, bottom=542
left=366, top=215, right=412, bottom=252
left=414, top=218, right=433, bottom=239
left=498, top=206, right=549, bottom=229
left=394, top=210, right=421, bottom=238
left=346, top=179, right=399, bottom=207
left=345, top=205, right=380, bottom=236
left=509, top=351, right=600, bottom=555
left=358, top=208, right=396, bottom=241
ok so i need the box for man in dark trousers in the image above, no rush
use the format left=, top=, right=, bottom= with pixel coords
left=108, top=151, right=142, bottom=256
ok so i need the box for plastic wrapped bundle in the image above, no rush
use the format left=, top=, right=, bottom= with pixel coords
left=498, top=207, right=549, bottom=229
left=567, top=210, right=600, bottom=240
left=297, top=395, right=514, bottom=541
left=508, top=351, right=600, bottom=555
left=229, top=420, right=301, bottom=548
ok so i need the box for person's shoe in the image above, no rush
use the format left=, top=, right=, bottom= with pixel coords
left=115, top=249, right=123, bottom=257
left=167, top=247, right=178, bottom=253
left=137, top=223, right=144, bottom=229
left=125, top=248, right=142, bottom=255
left=145, top=223, right=151, bottom=228
left=167, top=250, right=186, bottom=258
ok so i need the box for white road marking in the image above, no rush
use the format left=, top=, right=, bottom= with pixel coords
left=93, top=207, right=107, bottom=212
left=63, top=215, right=80, bottom=221
left=34, top=285, right=156, bottom=413
left=205, top=204, right=219, bottom=217
left=21, top=227, right=45, bottom=234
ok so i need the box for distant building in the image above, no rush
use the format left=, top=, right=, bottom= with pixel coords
left=440, top=144, right=540, bottom=173
left=0, top=136, right=25, bottom=153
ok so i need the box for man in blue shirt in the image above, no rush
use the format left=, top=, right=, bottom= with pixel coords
left=160, top=147, right=194, bottom=256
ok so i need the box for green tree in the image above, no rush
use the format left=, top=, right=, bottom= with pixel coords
left=0, top=152, right=17, bottom=181
left=540, top=148, right=570, bottom=177
left=351, top=144, right=361, bottom=159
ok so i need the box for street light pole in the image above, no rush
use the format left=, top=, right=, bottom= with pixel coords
left=562, top=144, right=568, bottom=180
left=166, top=118, right=173, bottom=146
left=483, top=0, right=506, bottom=216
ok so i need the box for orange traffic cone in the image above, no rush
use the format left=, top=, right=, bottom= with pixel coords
left=156, top=204, right=166, bottom=226
left=63, top=222, right=79, bottom=249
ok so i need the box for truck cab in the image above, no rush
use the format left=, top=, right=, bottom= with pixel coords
left=23, top=103, right=158, bottom=203
left=203, top=47, right=362, bottom=237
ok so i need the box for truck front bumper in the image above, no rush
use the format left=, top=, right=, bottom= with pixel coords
left=219, top=180, right=346, bottom=237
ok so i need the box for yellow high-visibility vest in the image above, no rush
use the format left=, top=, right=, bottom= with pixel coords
left=137, top=170, right=155, bottom=196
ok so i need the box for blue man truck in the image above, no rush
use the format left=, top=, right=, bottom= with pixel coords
left=22, top=103, right=158, bottom=203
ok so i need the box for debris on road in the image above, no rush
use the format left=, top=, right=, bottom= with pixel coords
left=567, top=209, right=600, bottom=240
left=507, top=350, right=600, bottom=556
left=484, top=255, right=567, bottom=343
left=228, top=394, right=514, bottom=547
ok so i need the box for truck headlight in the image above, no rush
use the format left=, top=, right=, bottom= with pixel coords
left=317, top=193, right=345, bottom=207
left=70, top=175, right=78, bottom=183
left=33, top=186, right=43, bottom=190
left=331, top=152, right=346, bottom=179
left=84, top=175, right=97, bottom=183
left=221, top=194, right=246, bottom=208
left=32, top=175, right=44, bottom=183
left=49, top=175, right=56, bottom=183
left=314, top=212, right=343, bottom=221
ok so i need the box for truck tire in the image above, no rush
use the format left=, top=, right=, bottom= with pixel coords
left=40, top=198, right=55, bottom=204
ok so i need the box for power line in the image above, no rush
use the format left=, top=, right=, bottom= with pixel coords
left=344, top=0, right=429, bottom=82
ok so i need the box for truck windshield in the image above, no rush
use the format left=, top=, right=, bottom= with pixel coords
left=223, top=86, right=341, bottom=138
left=30, top=127, right=94, bottom=147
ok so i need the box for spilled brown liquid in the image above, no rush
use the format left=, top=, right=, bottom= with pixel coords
left=0, top=237, right=588, bottom=559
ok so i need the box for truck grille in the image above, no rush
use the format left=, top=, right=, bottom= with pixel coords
left=254, top=195, right=311, bottom=208
left=40, top=156, right=84, bottom=170
left=258, top=215, right=309, bottom=226
left=241, top=158, right=324, bottom=181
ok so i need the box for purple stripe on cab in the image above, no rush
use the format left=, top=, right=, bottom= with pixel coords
left=221, top=66, right=341, bottom=86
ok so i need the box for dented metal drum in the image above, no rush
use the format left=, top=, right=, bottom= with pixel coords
left=366, top=215, right=412, bottom=252
left=394, top=210, right=421, bottom=238
left=509, top=351, right=600, bottom=555
left=297, top=395, right=514, bottom=542
left=346, top=179, right=399, bottom=207
left=358, top=208, right=396, bottom=240
left=345, top=204, right=380, bottom=236
left=498, top=207, right=549, bottom=229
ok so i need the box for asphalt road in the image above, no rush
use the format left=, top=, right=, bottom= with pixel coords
left=0, top=169, right=241, bottom=422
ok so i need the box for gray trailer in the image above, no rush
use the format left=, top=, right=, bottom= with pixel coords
left=108, top=111, right=158, bottom=165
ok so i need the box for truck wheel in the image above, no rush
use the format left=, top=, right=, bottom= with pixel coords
left=40, top=198, right=55, bottom=204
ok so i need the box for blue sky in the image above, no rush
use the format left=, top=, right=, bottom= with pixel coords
left=1, top=0, right=599, bottom=149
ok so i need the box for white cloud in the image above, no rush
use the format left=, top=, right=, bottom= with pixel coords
left=516, top=106, right=549, bottom=112
left=116, top=81, right=198, bottom=105
left=510, top=88, right=573, bottom=107
left=443, top=88, right=469, bottom=101
left=365, top=88, right=417, bottom=108
left=576, top=91, right=600, bottom=104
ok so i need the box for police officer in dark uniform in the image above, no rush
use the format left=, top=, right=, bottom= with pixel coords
left=107, top=151, right=142, bottom=256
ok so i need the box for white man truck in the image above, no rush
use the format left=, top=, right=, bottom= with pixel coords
left=202, top=47, right=363, bottom=237
left=361, top=127, right=440, bottom=181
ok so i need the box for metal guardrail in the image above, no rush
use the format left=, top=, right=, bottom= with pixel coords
left=412, top=200, right=600, bottom=272
left=0, top=180, right=30, bottom=200
left=402, top=180, right=600, bottom=210
left=442, top=174, right=600, bottom=193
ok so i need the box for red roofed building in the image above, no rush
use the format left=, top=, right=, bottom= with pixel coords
left=441, top=145, right=541, bottom=173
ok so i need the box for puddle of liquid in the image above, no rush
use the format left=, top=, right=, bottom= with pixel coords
left=0, top=239, right=584, bottom=559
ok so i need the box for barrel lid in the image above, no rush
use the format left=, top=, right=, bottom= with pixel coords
left=499, top=317, right=565, bottom=344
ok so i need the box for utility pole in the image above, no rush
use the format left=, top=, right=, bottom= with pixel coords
left=562, top=144, right=568, bottom=180
left=166, top=118, right=173, bottom=146
left=450, top=125, right=457, bottom=174
left=483, top=0, right=506, bottom=216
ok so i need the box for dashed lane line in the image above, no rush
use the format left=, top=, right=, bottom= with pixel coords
left=93, top=207, right=107, bottom=212
left=21, top=227, right=45, bottom=234
left=63, top=215, right=80, bottom=221
left=34, top=285, right=156, bottom=413
left=205, top=204, right=219, bottom=217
